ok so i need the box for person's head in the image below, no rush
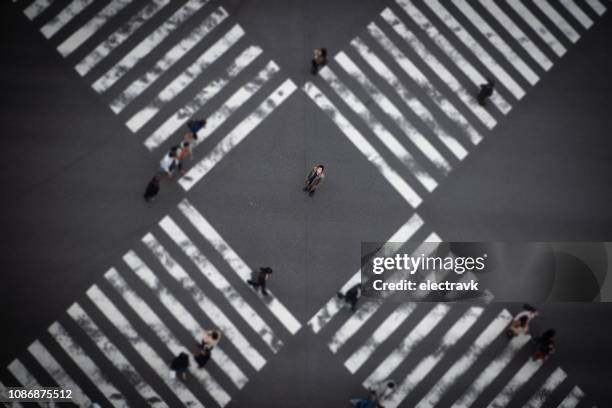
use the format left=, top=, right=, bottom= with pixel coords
left=198, top=118, right=207, bottom=126
left=153, top=175, right=161, bottom=183
left=211, top=331, right=220, bottom=340
left=321, top=48, right=327, bottom=57
left=170, top=146, right=178, bottom=156
left=316, top=165, right=325, bottom=174
left=183, top=141, right=190, bottom=147
left=542, top=329, right=556, bottom=339
left=486, top=77, right=495, bottom=86
left=518, top=315, right=529, bottom=327
left=524, top=304, right=538, bottom=316
left=262, top=267, right=273, bottom=275
left=386, top=381, right=396, bottom=389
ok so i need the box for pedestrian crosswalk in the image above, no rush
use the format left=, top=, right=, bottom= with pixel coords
left=304, top=0, right=607, bottom=209
left=2, top=199, right=301, bottom=407
left=11, top=0, right=297, bottom=192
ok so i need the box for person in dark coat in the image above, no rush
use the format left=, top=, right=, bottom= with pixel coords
left=533, top=329, right=556, bottom=360
left=337, top=283, right=362, bottom=311
left=170, top=351, right=190, bottom=380
left=186, top=118, right=207, bottom=141
left=247, top=267, right=273, bottom=296
left=144, top=175, right=161, bottom=202
left=477, top=78, right=495, bottom=106
left=311, top=47, right=328, bottom=75
left=303, top=164, right=325, bottom=196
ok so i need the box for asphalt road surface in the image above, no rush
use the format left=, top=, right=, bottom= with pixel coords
left=1, top=0, right=611, bottom=407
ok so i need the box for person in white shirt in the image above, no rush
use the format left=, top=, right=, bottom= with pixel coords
left=159, top=146, right=178, bottom=178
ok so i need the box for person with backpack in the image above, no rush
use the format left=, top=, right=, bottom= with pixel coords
left=303, top=164, right=325, bottom=196
left=170, top=351, right=190, bottom=380
left=194, top=330, right=221, bottom=368
left=186, top=118, right=207, bottom=141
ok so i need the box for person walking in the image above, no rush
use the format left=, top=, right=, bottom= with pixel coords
left=143, top=175, right=161, bottom=202
left=247, top=267, right=273, bottom=296
left=186, top=118, right=207, bottom=141
left=311, top=47, right=328, bottom=75
left=477, top=78, right=495, bottom=106
left=176, top=140, right=192, bottom=175
left=533, top=329, right=556, bottom=361
left=194, top=330, right=221, bottom=368
left=170, top=351, right=190, bottom=380
left=349, top=393, right=378, bottom=408
left=160, top=146, right=179, bottom=179
left=337, top=283, right=362, bottom=311
left=303, top=164, right=325, bottom=196
left=506, top=304, right=538, bottom=338
left=369, top=379, right=396, bottom=405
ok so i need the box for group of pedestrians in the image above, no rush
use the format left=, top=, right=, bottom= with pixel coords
left=169, top=329, right=222, bottom=381
left=506, top=304, right=556, bottom=361
left=143, top=118, right=207, bottom=202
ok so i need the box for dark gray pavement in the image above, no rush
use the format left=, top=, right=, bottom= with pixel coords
left=1, top=0, right=612, bottom=407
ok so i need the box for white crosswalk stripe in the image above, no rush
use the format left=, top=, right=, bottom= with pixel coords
left=559, top=0, right=593, bottom=29
left=479, top=0, right=553, bottom=71
left=7, top=359, right=48, bottom=404
left=124, top=23, right=245, bottom=129
left=505, top=0, right=567, bottom=57
left=57, top=0, right=133, bottom=57
left=317, top=66, right=437, bottom=192
left=28, top=340, right=91, bottom=406
left=180, top=79, right=298, bottom=191
left=75, top=0, right=171, bottom=76
left=120, top=252, right=249, bottom=389
left=67, top=302, right=167, bottom=406
left=452, top=0, right=540, bottom=85
left=335, top=51, right=453, bottom=174
left=557, top=386, right=584, bottom=408
left=0, top=380, right=23, bottom=408
left=395, top=0, right=511, bottom=114
left=142, top=46, right=268, bottom=150
left=585, top=0, right=607, bottom=16
left=423, top=0, right=526, bottom=99
left=523, top=367, right=567, bottom=408
left=48, top=321, right=128, bottom=406
left=363, top=23, right=482, bottom=147
left=110, top=6, right=229, bottom=114
left=135, top=237, right=268, bottom=371
left=533, top=0, right=580, bottom=43
left=486, top=357, right=543, bottom=407
left=105, top=267, right=231, bottom=406
left=92, top=0, right=209, bottom=93
left=385, top=307, right=483, bottom=408
left=23, top=0, right=55, bottom=20
left=40, top=0, right=94, bottom=39
left=178, top=199, right=302, bottom=335
left=378, top=9, right=496, bottom=132
left=86, top=284, right=203, bottom=407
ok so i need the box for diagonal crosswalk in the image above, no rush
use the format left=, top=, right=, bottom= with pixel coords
left=11, top=0, right=297, bottom=193
left=2, top=198, right=301, bottom=407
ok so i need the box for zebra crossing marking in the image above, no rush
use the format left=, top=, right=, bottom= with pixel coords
left=67, top=302, right=167, bottom=406
left=87, top=284, right=204, bottom=407
left=394, top=0, right=511, bottom=114
left=40, top=0, right=94, bottom=39
left=504, top=0, right=567, bottom=57
left=486, top=358, right=543, bottom=408
left=557, top=386, right=584, bottom=408
left=132, top=239, right=267, bottom=371
left=385, top=307, right=484, bottom=408
left=382, top=8, right=497, bottom=129
left=178, top=199, right=302, bottom=335
left=317, top=65, right=438, bottom=192
left=532, top=0, right=580, bottom=43
left=104, top=268, right=231, bottom=407
left=0, top=380, right=23, bottom=408
left=303, top=82, right=423, bottom=207
left=559, top=0, right=593, bottom=29
left=179, top=79, right=298, bottom=191
left=124, top=23, right=245, bottom=130
left=478, top=0, right=553, bottom=71
left=28, top=339, right=92, bottom=407
left=523, top=367, right=567, bottom=408
left=423, top=0, right=526, bottom=99
left=109, top=6, right=229, bottom=113
left=366, top=21, right=485, bottom=146
left=91, top=0, right=209, bottom=93
left=75, top=0, right=171, bottom=76
left=585, top=0, right=607, bottom=16
left=24, top=0, right=55, bottom=20
left=7, top=359, right=49, bottom=407
left=452, top=0, right=540, bottom=85
left=307, top=213, right=425, bottom=334
left=364, top=304, right=450, bottom=388
left=57, top=0, right=133, bottom=57
left=48, top=321, right=128, bottom=406
left=144, top=55, right=276, bottom=151
left=450, top=334, right=531, bottom=408
left=335, top=51, right=453, bottom=175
